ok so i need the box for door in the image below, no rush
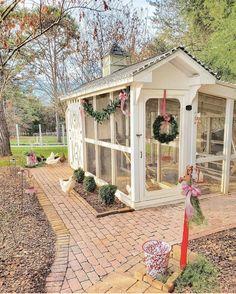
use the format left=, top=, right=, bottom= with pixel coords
left=144, top=98, right=180, bottom=196
left=66, top=102, right=84, bottom=170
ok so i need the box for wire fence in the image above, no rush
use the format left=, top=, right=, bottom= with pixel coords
left=11, top=124, right=67, bottom=147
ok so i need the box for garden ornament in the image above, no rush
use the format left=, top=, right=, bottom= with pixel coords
left=119, top=90, right=130, bottom=116
left=59, top=175, right=76, bottom=195
left=179, top=165, right=204, bottom=270
left=45, top=152, right=61, bottom=165
left=17, top=168, right=36, bottom=210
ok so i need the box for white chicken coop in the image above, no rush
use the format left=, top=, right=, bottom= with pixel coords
left=61, top=45, right=236, bottom=209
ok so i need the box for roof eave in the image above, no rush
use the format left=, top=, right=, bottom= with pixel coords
left=60, top=77, right=133, bottom=101
left=217, top=80, right=236, bottom=89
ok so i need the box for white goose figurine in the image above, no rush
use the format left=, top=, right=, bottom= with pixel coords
left=59, top=176, right=76, bottom=194
left=46, top=152, right=61, bottom=165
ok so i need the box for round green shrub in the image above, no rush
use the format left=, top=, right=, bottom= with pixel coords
left=74, top=168, right=85, bottom=183
left=99, top=184, right=117, bottom=205
left=83, top=176, right=96, bottom=192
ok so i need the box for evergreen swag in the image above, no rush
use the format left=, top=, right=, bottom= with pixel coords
left=82, top=99, right=120, bottom=124
left=190, top=196, right=205, bottom=225
left=153, top=114, right=178, bottom=144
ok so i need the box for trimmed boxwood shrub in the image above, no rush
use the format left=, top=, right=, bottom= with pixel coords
left=99, top=184, right=117, bottom=205
left=83, top=176, right=96, bottom=192
left=74, top=168, right=85, bottom=183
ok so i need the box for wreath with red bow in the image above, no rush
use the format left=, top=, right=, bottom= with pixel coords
left=153, top=114, right=178, bottom=144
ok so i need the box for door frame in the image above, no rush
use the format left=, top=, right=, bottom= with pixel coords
left=140, top=93, right=182, bottom=201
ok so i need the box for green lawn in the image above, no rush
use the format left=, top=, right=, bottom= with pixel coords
left=10, top=136, right=67, bottom=145
left=0, top=146, right=68, bottom=167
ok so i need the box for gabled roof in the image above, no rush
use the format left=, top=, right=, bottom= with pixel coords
left=61, top=47, right=220, bottom=100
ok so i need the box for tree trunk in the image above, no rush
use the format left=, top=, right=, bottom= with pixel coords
left=0, top=99, right=12, bottom=156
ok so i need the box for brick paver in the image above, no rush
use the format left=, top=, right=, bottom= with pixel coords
left=31, top=165, right=236, bottom=293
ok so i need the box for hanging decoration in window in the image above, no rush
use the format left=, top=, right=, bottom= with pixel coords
left=81, top=88, right=130, bottom=124
left=178, top=165, right=205, bottom=270
left=119, top=90, right=130, bottom=116
left=153, top=89, right=178, bottom=143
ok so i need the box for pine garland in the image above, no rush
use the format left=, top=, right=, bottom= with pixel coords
left=190, top=196, right=205, bottom=225
left=82, top=99, right=120, bottom=124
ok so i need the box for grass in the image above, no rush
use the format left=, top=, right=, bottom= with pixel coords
left=10, top=136, right=67, bottom=145
left=0, top=146, right=68, bottom=167
left=175, top=256, right=219, bottom=293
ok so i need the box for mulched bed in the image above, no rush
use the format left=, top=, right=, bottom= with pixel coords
left=189, top=228, right=236, bottom=293
left=0, top=167, right=55, bottom=293
left=74, top=182, right=129, bottom=213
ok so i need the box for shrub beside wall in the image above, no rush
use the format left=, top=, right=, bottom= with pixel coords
left=74, top=168, right=85, bottom=183
left=99, top=184, right=117, bottom=205
left=83, top=176, right=96, bottom=192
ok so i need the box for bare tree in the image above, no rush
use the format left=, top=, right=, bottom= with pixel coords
left=0, top=0, right=110, bottom=155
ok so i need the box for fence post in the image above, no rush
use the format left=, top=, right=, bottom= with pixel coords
left=16, top=124, right=20, bottom=146
left=39, top=124, right=43, bottom=146
left=62, top=124, right=65, bottom=145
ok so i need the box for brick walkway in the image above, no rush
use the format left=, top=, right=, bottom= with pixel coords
left=31, top=165, right=236, bottom=293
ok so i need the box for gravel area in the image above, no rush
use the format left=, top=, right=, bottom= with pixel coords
left=0, top=167, right=55, bottom=293
left=189, top=228, right=236, bottom=293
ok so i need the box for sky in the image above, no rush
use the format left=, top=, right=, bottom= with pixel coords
left=124, top=0, right=155, bottom=16
left=131, top=0, right=154, bottom=11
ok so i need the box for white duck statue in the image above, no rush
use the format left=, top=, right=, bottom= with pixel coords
left=59, top=175, right=76, bottom=195
left=46, top=152, right=61, bottom=165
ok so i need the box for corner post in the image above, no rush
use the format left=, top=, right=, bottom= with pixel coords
left=179, top=85, right=200, bottom=176
left=130, top=84, right=142, bottom=204
left=110, top=91, right=117, bottom=185
left=222, top=98, right=234, bottom=194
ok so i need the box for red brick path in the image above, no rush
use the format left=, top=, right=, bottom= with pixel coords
left=31, top=165, right=236, bottom=293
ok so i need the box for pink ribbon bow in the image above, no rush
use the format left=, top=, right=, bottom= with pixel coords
left=163, top=113, right=170, bottom=122
left=182, top=184, right=201, bottom=220
left=119, top=91, right=130, bottom=116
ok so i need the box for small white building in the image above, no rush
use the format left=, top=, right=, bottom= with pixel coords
left=61, top=45, right=236, bottom=209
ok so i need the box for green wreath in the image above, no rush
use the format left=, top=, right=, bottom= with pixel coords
left=153, top=114, right=179, bottom=143
left=82, top=99, right=120, bottom=124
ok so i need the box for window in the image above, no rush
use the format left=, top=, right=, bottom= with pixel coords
left=114, top=90, right=130, bottom=147
left=97, top=94, right=111, bottom=142
left=197, top=94, right=226, bottom=156
left=83, top=90, right=131, bottom=195
left=84, top=97, right=95, bottom=139
left=98, top=146, right=112, bottom=183
left=86, top=143, right=96, bottom=175
left=116, top=150, right=131, bottom=194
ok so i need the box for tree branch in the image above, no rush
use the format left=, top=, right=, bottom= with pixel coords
left=2, top=16, right=64, bottom=67
left=0, top=0, right=21, bottom=25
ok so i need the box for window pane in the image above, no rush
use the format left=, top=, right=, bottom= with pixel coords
left=84, top=97, right=95, bottom=139
left=98, top=146, right=111, bottom=183
left=116, top=150, right=131, bottom=195
left=197, top=94, right=226, bottom=156
left=114, top=90, right=130, bottom=146
left=86, top=143, right=96, bottom=175
left=97, top=94, right=111, bottom=142
left=196, top=161, right=222, bottom=194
